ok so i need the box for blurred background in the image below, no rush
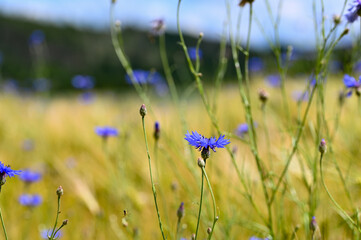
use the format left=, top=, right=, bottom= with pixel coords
left=0, top=0, right=359, bottom=92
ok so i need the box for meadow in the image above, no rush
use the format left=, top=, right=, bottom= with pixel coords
left=1, top=0, right=361, bottom=239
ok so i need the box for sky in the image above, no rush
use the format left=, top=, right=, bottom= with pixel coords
left=0, top=0, right=358, bottom=50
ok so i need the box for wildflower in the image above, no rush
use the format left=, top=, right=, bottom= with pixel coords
left=151, top=19, right=165, bottom=35
left=184, top=131, right=230, bottom=153
left=19, top=194, right=42, bottom=207
left=343, top=74, right=361, bottom=97
left=187, top=47, right=202, bottom=61
left=20, top=169, right=42, bottom=184
left=41, top=229, right=62, bottom=239
left=249, top=57, right=263, bottom=73
left=0, top=161, right=21, bottom=191
left=235, top=123, right=257, bottom=138
left=258, top=89, right=269, bottom=104
left=333, top=14, right=341, bottom=24
left=56, top=186, right=64, bottom=197
left=125, top=70, right=163, bottom=85
left=319, top=139, right=327, bottom=154
left=207, top=227, right=212, bottom=234
left=292, top=90, right=310, bottom=102
left=177, top=202, right=185, bottom=220
left=345, top=0, right=361, bottom=23
left=95, top=126, right=119, bottom=139
left=310, top=216, right=318, bottom=231
left=239, top=0, right=255, bottom=7
left=265, top=75, right=281, bottom=88
left=154, top=121, right=160, bottom=140
left=198, top=157, right=206, bottom=167
left=29, top=30, right=45, bottom=46
left=71, top=75, right=94, bottom=89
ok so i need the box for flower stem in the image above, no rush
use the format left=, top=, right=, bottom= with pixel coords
left=195, top=170, right=204, bottom=240
left=50, top=196, right=61, bottom=239
left=141, top=116, right=166, bottom=240
left=320, top=153, right=361, bottom=232
left=201, top=167, right=218, bottom=240
left=0, top=208, right=8, bottom=240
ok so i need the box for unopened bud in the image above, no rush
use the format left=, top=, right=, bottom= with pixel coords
left=191, top=233, right=196, bottom=240
left=154, top=121, right=160, bottom=140
left=258, top=89, right=269, bottom=103
left=115, top=20, right=121, bottom=28
left=122, top=217, right=128, bottom=227
left=341, top=28, right=349, bottom=38
left=177, top=202, right=185, bottom=219
left=62, top=219, right=68, bottom=226
left=56, top=186, right=63, bottom=197
left=310, top=216, right=317, bottom=231
left=319, top=139, right=327, bottom=154
left=333, top=14, right=341, bottom=25
left=139, top=104, right=147, bottom=117
left=199, top=32, right=204, bottom=38
left=207, top=227, right=212, bottom=234
left=197, top=157, right=206, bottom=168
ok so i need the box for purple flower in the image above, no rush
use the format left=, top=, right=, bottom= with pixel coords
left=151, top=19, right=165, bottom=35
left=41, top=229, right=62, bottom=239
left=20, top=170, right=41, bottom=184
left=29, top=30, right=45, bottom=46
left=79, top=92, right=95, bottom=104
left=184, top=131, right=230, bottom=152
left=0, top=162, right=21, bottom=191
left=95, top=126, right=118, bottom=138
left=71, top=75, right=94, bottom=89
left=265, top=75, right=281, bottom=87
left=292, top=90, right=310, bottom=102
left=345, top=0, right=361, bottom=23
left=343, top=74, right=361, bottom=97
left=249, top=57, right=264, bottom=72
left=19, top=194, right=42, bottom=207
left=187, top=47, right=202, bottom=61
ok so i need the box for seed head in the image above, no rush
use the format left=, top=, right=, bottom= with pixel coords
left=139, top=104, right=147, bottom=117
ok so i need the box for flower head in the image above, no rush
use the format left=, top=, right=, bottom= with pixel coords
left=249, top=57, right=264, bottom=73
left=187, top=47, right=202, bottom=61
left=154, top=121, right=160, bottom=140
left=41, top=229, right=62, bottom=239
left=126, top=70, right=164, bottom=85
left=19, top=194, right=42, bottom=207
left=184, top=131, right=230, bottom=153
left=20, top=169, right=42, bottom=184
left=71, top=75, right=95, bottom=89
left=151, top=19, right=165, bottom=35
left=0, top=162, right=21, bottom=191
left=265, top=75, right=281, bottom=88
left=95, top=126, right=118, bottom=138
left=343, top=74, right=361, bottom=97
left=345, top=0, right=361, bottom=23
left=235, top=123, right=257, bottom=138
left=239, top=0, right=255, bottom=7
left=29, top=30, right=45, bottom=46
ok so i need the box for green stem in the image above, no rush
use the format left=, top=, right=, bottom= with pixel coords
left=50, top=196, right=61, bottom=239
left=0, top=208, right=8, bottom=240
left=195, top=171, right=204, bottom=240
left=202, top=167, right=218, bottom=240
left=176, top=217, right=181, bottom=240
left=320, top=153, right=361, bottom=232
left=141, top=117, right=166, bottom=240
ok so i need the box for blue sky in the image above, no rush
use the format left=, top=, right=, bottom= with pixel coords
left=0, top=0, right=357, bottom=49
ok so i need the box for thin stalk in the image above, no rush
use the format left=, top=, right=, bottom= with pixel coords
left=320, top=153, right=361, bottom=232
left=176, top=217, right=181, bottom=240
left=0, top=208, right=8, bottom=240
left=195, top=171, right=204, bottom=240
left=202, top=167, right=218, bottom=240
left=141, top=116, right=166, bottom=240
left=50, top=196, right=61, bottom=239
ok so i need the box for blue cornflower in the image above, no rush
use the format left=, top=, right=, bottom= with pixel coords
left=292, top=90, right=310, bottom=102
left=343, top=74, right=361, bottom=97
left=125, top=70, right=163, bottom=85
left=265, top=75, right=281, bottom=88
left=20, top=170, right=42, bottom=184
left=345, top=0, right=361, bottom=23
left=29, top=30, right=45, bottom=46
left=19, top=194, right=42, bottom=207
left=235, top=123, right=257, bottom=138
left=95, top=126, right=118, bottom=139
left=71, top=75, right=95, bottom=89
left=187, top=47, right=203, bottom=61
left=154, top=121, right=160, bottom=140
left=249, top=57, right=264, bottom=73
left=184, top=131, right=230, bottom=160
left=41, top=229, right=62, bottom=239
left=0, top=161, right=21, bottom=191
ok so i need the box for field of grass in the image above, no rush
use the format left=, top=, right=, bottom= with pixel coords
left=0, top=77, right=360, bottom=239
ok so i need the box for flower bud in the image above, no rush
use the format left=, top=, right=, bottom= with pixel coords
left=319, top=139, right=327, bottom=154
left=56, top=186, right=63, bottom=197
left=333, top=14, right=341, bottom=24
left=154, top=121, right=160, bottom=140
left=177, top=202, right=185, bottom=219
left=207, top=227, right=212, bottom=234
left=62, top=219, right=68, bottom=226
left=258, top=88, right=269, bottom=103
left=310, top=216, right=317, bottom=231
left=139, top=104, right=147, bottom=117
left=191, top=233, right=196, bottom=240
left=199, top=32, right=204, bottom=38
left=197, top=157, right=205, bottom=168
